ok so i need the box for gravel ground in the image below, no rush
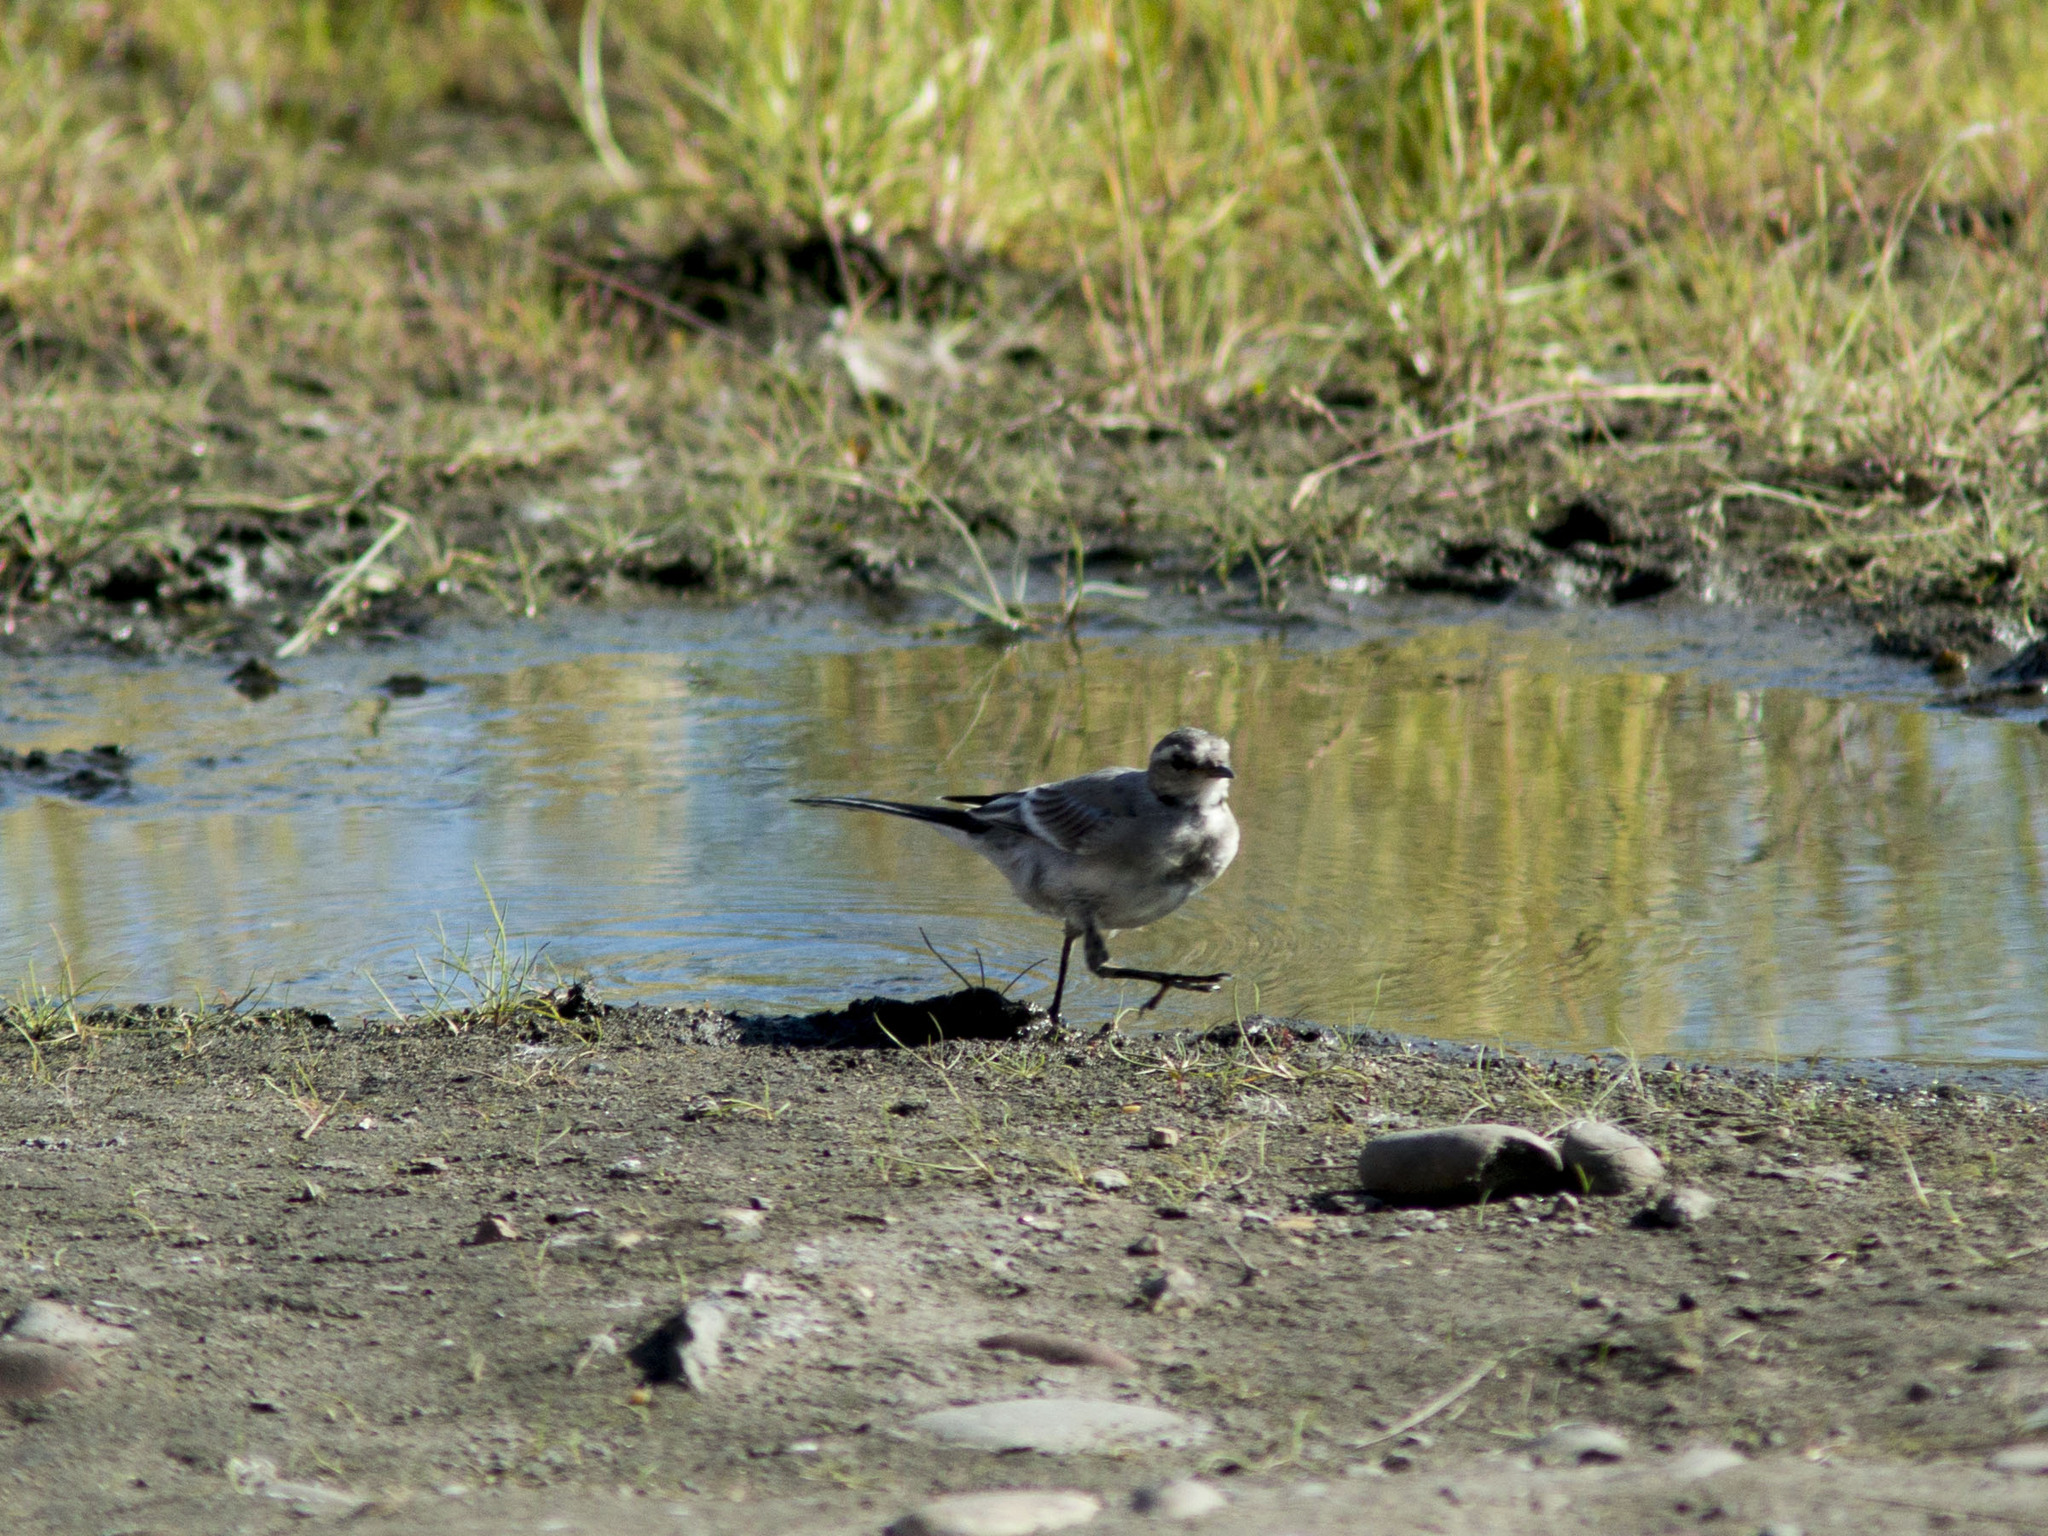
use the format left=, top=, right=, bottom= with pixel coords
left=2, top=998, right=2046, bottom=1534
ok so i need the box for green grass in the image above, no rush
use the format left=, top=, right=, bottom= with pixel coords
left=2, top=2, right=2046, bottom=642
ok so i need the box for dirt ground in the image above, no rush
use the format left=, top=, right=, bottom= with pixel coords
left=3, top=997, right=2046, bottom=1534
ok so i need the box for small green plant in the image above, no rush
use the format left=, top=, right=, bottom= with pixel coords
left=3, top=941, right=97, bottom=1081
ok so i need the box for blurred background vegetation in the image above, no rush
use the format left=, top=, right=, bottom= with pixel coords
left=2, top=2, right=2045, bottom=636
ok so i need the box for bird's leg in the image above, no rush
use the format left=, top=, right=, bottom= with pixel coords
left=1082, top=925, right=1229, bottom=1010
left=1046, top=931, right=1076, bottom=1026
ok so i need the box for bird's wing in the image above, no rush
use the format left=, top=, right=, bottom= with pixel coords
left=969, top=768, right=1139, bottom=855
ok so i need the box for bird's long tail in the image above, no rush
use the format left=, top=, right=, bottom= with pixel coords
left=792, top=795, right=986, bottom=835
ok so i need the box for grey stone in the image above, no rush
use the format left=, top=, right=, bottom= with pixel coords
left=1089, top=1168, right=1131, bottom=1192
left=887, top=1489, right=1101, bottom=1536
left=679, top=1300, right=727, bottom=1390
left=0, top=1340, right=93, bottom=1402
left=1667, top=1445, right=1747, bottom=1480
left=1648, top=1187, right=1719, bottom=1228
left=907, top=1397, right=1209, bottom=1454
left=1357, top=1125, right=1562, bottom=1203
left=705, top=1207, right=765, bottom=1242
left=4, top=1300, right=133, bottom=1349
left=1528, top=1422, right=1629, bottom=1465
left=627, top=1301, right=726, bottom=1391
left=1138, top=1266, right=1205, bottom=1313
left=1132, top=1478, right=1227, bottom=1519
left=462, top=1212, right=519, bottom=1245
left=1987, top=1442, right=2048, bottom=1474
left=1557, top=1120, right=1665, bottom=1197
left=978, top=1331, right=1138, bottom=1372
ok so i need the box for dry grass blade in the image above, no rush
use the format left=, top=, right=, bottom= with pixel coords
left=276, top=507, right=413, bottom=660
left=1291, top=382, right=1718, bottom=511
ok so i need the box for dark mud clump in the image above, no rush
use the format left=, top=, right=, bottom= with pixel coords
left=766, top=986, right=1042, bottom=1049
left=0, top=743, right=131, bottom=802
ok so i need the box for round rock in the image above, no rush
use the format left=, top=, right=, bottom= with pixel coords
left=1132, top=1478, right=1227, bottom=1520
left=1357, top=1125, right=1563, bottom=1203
left=1528, top=1422, right=1628, bottom=1466
left=887, top=1489, right=1102, bottom=1536
left=907, top=1397, right=1209, bottom=1455
left=1648, top=1187, right=1718, bottom=1229
left=0, top=1340, right=94, bottom=1402
left=1557, top=1120, right=1664, bottom=1197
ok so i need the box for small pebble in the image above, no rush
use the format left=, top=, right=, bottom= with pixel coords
left=1132, top=1478, right=1227, bottom=1519
left=978, top=1331, right=1137, bottom=1373
left=1987, top=1442, right=2048, bottom=1474
left=1557, top=1120, right=1664, bottom=1197
left=462, top=1213, right=519, bottom=1245
left=679, top=1300, right=726, bottom=1390
left=1147, top=1127, right=1182, bottom=1150
left=1527, top=1422, right=1628, bottom=1466
left=1667, top=1445, right=1747, bottom=1480
left=1974, top=1339, right=2036, bottom=1370
left=1357, top=1124, right=1563, bottom=1203
left=1128, top=1233, right=1164, bottom=1257
left=605, top=1158, right=646, bottom=1179
left=627, top=1301, right=726, bottom=1391
left=1647, top=1186, right=1718, bottom=1229
left=0, top=1340, right=93, bottom=1402
left=886, top=1489, right=1101, bottom=1536
left=1089, top=1168, right=1131, bottom=1192
left=1138, top=1266, right=1205, bottom=1313
left=706, top=1207, right=765, bottom=1242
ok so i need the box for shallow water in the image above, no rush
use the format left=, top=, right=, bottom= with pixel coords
left=4, top=596, right=2047, bottom=1062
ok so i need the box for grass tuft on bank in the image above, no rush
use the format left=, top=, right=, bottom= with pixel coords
left=2, top=2, right=2046, bottom=649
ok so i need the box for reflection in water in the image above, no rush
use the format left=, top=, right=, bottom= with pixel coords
left=2, top=607, right=2045, bottom=1061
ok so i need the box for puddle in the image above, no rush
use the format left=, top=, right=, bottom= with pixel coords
left=4, top=597, right=2047, bottom=1063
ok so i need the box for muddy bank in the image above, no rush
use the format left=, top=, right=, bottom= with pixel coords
left=5, top=361, right=2044, bottom=689
left=3, top=995, right=2045, bottom=1534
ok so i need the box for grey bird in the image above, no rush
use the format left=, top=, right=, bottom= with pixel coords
left=795, top=727, right=1241, bottom=1024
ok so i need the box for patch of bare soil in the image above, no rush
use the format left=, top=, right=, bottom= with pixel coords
left=2, top=997, right=2045, bottom=1534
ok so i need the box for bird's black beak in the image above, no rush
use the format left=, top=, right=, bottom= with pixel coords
left=1205, top=765, right=1235, bottom=780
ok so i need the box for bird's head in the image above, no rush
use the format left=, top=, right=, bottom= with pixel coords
left=1147, top=728, right=1235, bottom=807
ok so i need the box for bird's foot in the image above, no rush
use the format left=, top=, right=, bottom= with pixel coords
left=1134, top=970, right=1232, bottom=1011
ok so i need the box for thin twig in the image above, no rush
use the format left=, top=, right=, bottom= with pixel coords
left=1290, top=382, right=1715, bottom=510
left=919, top=929, right=975, bottom=992
left=1346, top=1358, right=1500, bottom=1449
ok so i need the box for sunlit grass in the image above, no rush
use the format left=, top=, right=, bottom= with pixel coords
left=0, top=2, right=2043, bottom=635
